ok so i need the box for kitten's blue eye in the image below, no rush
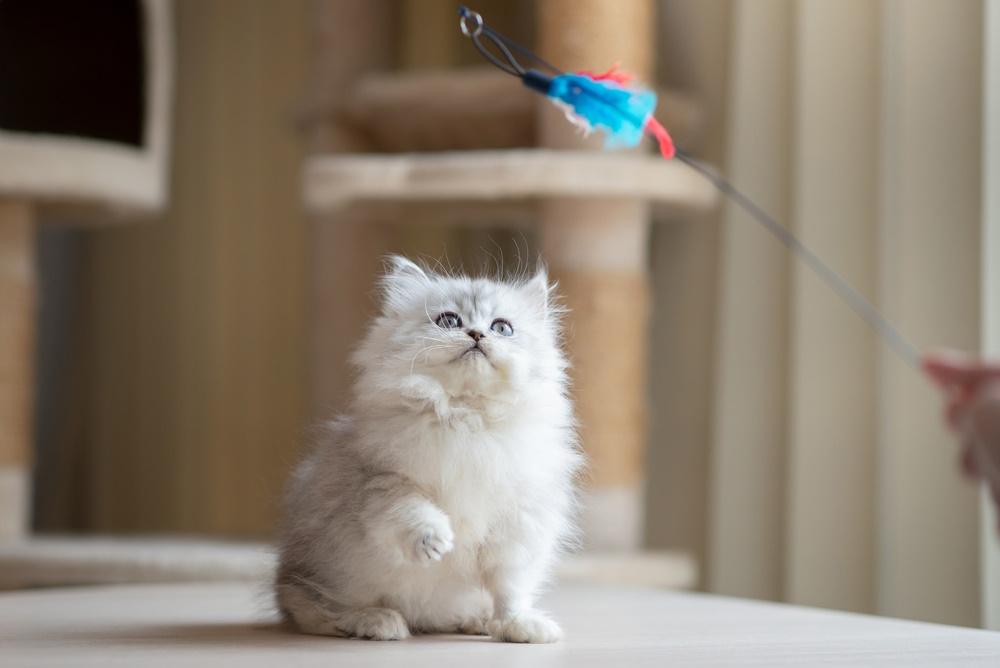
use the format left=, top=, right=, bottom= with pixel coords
left=436, top=312, right=462, bottom=329
left=491, top=319, right=514, bottom=336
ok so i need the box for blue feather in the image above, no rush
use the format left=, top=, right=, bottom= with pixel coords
left=546, top=73, right=657, bottom=149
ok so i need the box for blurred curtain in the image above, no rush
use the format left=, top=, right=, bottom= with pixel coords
left=707, top=0, right=983, bottom=626
left=981, top=0, right=1000, bottom=631
left=644, top=0, right=731, bottom=592
left=35, top=0, right=311, bottom=536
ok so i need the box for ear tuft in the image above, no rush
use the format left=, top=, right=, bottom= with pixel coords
left=523, top=265, right=551, bottom=316
left=379, top=255, right=431, bottom=315
left=385, top=255, right=428, bottom=280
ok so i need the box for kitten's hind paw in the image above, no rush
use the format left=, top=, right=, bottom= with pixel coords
left=457, top=615, right=490, bottom=636
left=488, top=611, right=563, bottom=643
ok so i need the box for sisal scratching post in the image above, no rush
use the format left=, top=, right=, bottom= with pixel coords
left=537, top=0, right=655, bottom=550
left=0, top=200, right=35, bottom=540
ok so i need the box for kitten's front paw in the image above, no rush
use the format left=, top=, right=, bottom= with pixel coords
left=488, top=611, right=563, bottom=643
left=413, top=520, right=454, bottom=565
left=346, top=607, right=410, bottom=641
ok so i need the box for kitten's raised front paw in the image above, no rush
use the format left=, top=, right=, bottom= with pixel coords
left=488, top=611, right=563, bottom=643
left=413, top=520, right=454, bottom=565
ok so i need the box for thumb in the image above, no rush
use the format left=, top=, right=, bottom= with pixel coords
left=922, top=348, right=1000, bottom=390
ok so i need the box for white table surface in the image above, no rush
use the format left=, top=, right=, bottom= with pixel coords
left=2, top=582, right=999, bottom=667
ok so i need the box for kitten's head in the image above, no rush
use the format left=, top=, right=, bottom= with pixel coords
left=353, top=256, right=566, bottom=408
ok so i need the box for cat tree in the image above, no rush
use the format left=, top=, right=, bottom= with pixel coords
left=0, top=0, right=173, bottom=541
left=300, top=0, right=717, bottom=569
left=0, top=0, right=705, bottom=589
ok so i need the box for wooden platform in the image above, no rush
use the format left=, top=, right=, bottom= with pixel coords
left=2, top=582, right=999, bottom=666
left=303, top=149, right=719, bottom=218
left=0, top=537, right=696, bottom=591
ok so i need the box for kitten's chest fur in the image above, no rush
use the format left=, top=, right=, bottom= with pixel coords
left=390, top=412, right=543, bottom=546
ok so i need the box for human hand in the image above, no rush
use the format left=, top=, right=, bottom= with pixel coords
left=923, top=349, right=1000, bottom=521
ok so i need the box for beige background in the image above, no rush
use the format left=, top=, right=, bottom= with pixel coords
left=37, top=0, right=311, bottom=535
left=34, top=0, right=994, bottom=629
left=705, top=0, right=983, bottom=627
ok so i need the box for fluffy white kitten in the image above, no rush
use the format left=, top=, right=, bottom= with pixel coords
left=275, top=256, right=582, bottom=643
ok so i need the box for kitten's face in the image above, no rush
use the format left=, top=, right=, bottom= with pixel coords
left=356, top=257, right=559, bottom=398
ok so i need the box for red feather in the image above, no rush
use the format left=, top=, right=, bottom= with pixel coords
left=645, top=117, right=676, bottom=161
left=576, top=63, right=635, bottom=86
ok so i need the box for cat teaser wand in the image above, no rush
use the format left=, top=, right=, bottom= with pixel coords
left=457, top=6, right=921, bottom=370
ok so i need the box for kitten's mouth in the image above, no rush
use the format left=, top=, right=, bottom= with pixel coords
left=450, top=344, right=499, bottom=371
left=462, top=344, right=487, bottom=358
left=456, top=343, right=495, bottom=367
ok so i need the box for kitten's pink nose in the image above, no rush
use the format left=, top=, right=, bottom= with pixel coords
left=467, top=329, right=485, bottom=342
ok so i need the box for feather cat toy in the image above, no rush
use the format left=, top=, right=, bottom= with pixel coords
left=459, top=7, right=675, bottom=160
left=458, top=5, right=920, bottom=369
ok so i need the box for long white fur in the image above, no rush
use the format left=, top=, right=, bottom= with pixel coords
left=275, top=256, right=583, bottom=643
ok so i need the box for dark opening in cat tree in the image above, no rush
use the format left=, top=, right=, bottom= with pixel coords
left=0, top=0, right=145, bottom=148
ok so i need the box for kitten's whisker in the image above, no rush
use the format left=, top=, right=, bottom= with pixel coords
left=517, top=231, right=531, bottom=282
left=439, top=243, right=454, bottom=278
left=431, top=254, right=447, bottom=275
left=482, top=244, right=500, bottom=282
left=408, top=344, right=450, bottom=379
left=510, top=236, right=520, bottom=282
left=488, top=236, right=505, bottom=282
left=422, top=296, right=439, bottom=327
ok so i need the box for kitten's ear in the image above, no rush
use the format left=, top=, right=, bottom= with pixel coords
left=385, top=255, right=428, bottom=280
left=380, top=255, right=430, bottom=313
left=523, top=266, right=551, bottom=318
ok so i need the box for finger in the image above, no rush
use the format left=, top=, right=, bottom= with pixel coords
left=945, top=387, right=978, bottom=430
left=922, top=349, right=1000, bottom=389
left=959, top=444, right=979, bottom=480
left=967, top=382, right=1000, bottom=447
left=922, top=348, right=975, bottom=387
left=946, top=395, right=965, bottom=430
